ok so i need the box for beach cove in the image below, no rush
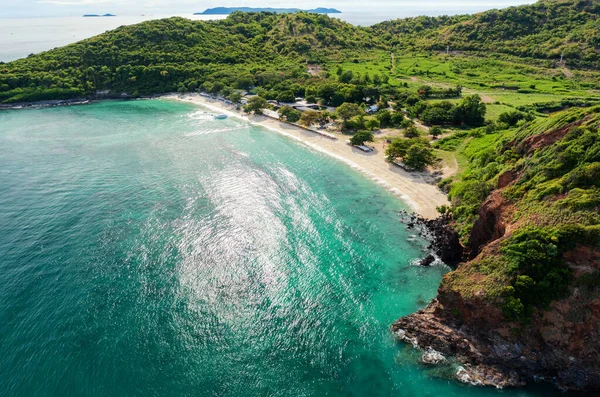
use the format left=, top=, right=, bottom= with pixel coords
left=164, top=93, right=451, bottom=219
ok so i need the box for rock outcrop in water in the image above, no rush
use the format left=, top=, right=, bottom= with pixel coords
left=393, top=266, right=600, bottom=391
left=400, top=211, right=464, bottom=268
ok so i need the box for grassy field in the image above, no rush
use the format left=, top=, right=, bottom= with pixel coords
left=329, top=51, right=600, bottom=122
left=327, top=50, right=600, bottom=180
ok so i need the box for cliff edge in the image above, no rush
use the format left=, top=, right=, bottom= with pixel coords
left=394, top=106, right=600, bottom=391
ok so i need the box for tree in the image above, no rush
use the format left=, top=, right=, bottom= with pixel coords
left=276, top=90, right=295, bottom=103
left=404, top=126, right=420, bottom=138
left=403, top=143, right=438, bottom=171
left=391, top=112, right=406, bottom=126
left=498, top=110, right=533, bottom=127
left=228, top=91, right=242, bottom=104
left=336, top=102, right=364, bottom=122
left=376, top=109, right=392, bottom=127
left=221, top=86, right=232, bottom=97
left=399, top=118, right=414, bottom=129
left=418, top=85, right=433, bottom=98
left=354, top=114, right=366, bottom=130
left=339, top=70, right=353, bottom=83
left=320, top=111, right=333, bottom=123
left=386, top=138, right=414, bottom=162
left=430, top=126, right=443, bottom=139
left=201, top=81, right=214, bottom=93
left=299, top=110, right=321, bottom=126
left=456, top=95, right=487, bottom=126
left=278, top=105, right=301, bottom=122
left=366, top=118, right=380, bottom=131
left=385, top=137, right=436, bottom=171
left=211, top=81, right=224, bottom=94
left=420, top=101, right=456, bottom=125
left=244, top=96, right=268, bottom=115
left=350, top=130, right=374, bottom=146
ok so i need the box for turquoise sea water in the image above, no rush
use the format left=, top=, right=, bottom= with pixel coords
left=0, top=100, right=559, bottom=396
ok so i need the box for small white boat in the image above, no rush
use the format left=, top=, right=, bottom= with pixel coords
left=214, top=114, right=228, bottom=120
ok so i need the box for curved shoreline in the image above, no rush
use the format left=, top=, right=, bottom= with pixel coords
left=164, top=93, right=450, bottom=219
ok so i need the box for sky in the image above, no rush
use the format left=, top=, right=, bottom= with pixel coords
left=1, top=0, right=538, bottom=18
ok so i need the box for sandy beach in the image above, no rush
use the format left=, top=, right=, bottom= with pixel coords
left=164, top=93, right=450, bottom=219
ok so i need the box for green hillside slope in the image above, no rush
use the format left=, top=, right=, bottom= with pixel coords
left=0, top=13, right=378, bottom=102
left=372, top=0, right=600, bottom=68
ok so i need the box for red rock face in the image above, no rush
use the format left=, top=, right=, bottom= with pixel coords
left=394, top=270, right=600, bottom=391
left=497, top=169, right=516, bottom=189
left=564, top=245, right=600, bottom=271
left=517, top=119, right=585, bottom=155
left=468, top=190, right=507, bottom=258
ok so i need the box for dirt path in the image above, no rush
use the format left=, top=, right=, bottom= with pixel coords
left=561, top=65, right=574, bottom=79
left=441, top=153, right=459, bottom=179
left=480, top=94, right=495, bottom=103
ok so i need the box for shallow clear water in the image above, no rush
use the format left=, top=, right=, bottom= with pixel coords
left=0, top=100, right=561, bottom=396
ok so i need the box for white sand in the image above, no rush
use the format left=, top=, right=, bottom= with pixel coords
left=163, top=93, right=450, bottom=219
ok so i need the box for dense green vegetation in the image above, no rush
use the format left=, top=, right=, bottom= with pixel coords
left=0, top=12, right=381, bottom=103
left=412, top=95, right=487, bottom=126
left=2, top=0, right=600, bottom=114
left=372, top=0, right=600, bottom=69
left=350, top=130, right=374, bottom=146
left=441, top=105, right=600, bottom=321
left=386, top=138, right=438, bottom=171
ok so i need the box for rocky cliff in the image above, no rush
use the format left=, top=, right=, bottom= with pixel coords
left=394, top=106, right=600, bottom=391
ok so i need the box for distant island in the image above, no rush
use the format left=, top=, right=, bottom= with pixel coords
left=83, top=13, right=116, bottom=17
left=195, top=7, right=341, bottom=15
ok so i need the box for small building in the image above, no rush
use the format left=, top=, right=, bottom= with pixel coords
left=355, top=145, right=373, bottom=153
left=366, top=105, right=379, bottom=114
left=263, top=109, right=280, bottom=119
left=293, top=104, right=320, bottom=112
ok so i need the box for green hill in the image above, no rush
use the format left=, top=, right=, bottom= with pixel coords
left=372, top=0, right=600, bottom=68
left=196, top=7, right=342, bottom=15
left=0, top=13, right=377, bottom=103
left=1, top=1, right=600, bottom=104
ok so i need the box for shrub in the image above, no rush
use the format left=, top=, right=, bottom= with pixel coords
left=278, top=105, right=301, bottom=122
left=276, top=90, right=296, bottom=103
left=430, top=126, right=443, bottom=138
left=404, top=126, right=420, bottom=138
left=500, top=227, right=573, bottom=321
left=498, top=110, right=533, bottom=127
left=350, top=130, right=374, bottom=146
